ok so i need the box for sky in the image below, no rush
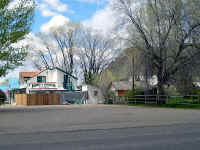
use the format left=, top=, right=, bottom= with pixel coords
left=32, top=0, right=113, bottom=34
left=3, top=0, right=118, bottom=81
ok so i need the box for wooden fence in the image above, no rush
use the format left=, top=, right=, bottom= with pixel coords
left=15, top=93, right=60, bottom=105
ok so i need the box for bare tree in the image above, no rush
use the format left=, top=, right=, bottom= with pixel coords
left=32, top=22, right=80, bottom=74
left=78, top=29, right=115, bottom=84
left=113, top=0, right=200, bottom=94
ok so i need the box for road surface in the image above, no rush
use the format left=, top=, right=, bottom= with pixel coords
left=0, top=105, right=200, bottom=149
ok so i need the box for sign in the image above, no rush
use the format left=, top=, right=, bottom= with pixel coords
left=31, top=83, right=56, bottom=89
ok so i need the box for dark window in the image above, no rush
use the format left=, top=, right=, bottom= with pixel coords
left=23, top=77, right=31, bottom=83
left=37, top=76, right=46, bottom=83
left=64, top=75, right=69, bottom=83
left=63, top=75, right=72, bottom=90
left=94, top=90, right=98, bottom=96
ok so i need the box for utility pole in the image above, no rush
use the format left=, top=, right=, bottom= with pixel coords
left=132, top=55, right=135, bottom=90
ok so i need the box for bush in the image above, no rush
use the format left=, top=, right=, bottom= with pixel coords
left=164, top=86, right=179, bottom=96
left=0, top=90, right=6, bottom=104
left=135, top=89, right=144, bottom=95
left=105, top=91, right=116, bottom=98
left=104, top=98, right=113, bottom=104
left=104, top=91, right=115, bottom=104
left=124, top=90, right=134, bottom=98
left=124, top=89, right=144, bottom=99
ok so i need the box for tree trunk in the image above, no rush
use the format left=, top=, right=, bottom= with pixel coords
left=157, top=82, right=164, bottom=95
left=157, top=79, right=165, bottom=104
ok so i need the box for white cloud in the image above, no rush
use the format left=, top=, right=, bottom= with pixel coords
left=3, top=33, right=44, bottom=79
left=7, top=0, right=21, bottom=9
left=82, top=0, right=131, bottom=52
left=43, top=0, right=68, bottom=12
left=6, top=62, right=37, bottom=79
left=40, top=15, right=70, bottom=33
left=79, top=0, right=108, bottom=4
left=39, top=3, right=58, bottom=17
left=8, top=0, right=35, bottom=9
left=39, top=0, right=74, bottom=17
left=83, top=3, right=116, bottom=35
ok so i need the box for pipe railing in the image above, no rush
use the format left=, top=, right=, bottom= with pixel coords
left=105, top=95, right=200, bottom=105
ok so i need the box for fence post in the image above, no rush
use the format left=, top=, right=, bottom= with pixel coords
left=135, top=96, right=136, bottom=104
left=199, top=95, right=200, bottom=104
left=166, top=95, right=168, bottom=104
left=182, top=95, right=184, bottom=104
left=145, top=95, right=146, bottom=104
left=192, top=95, right=194, bottom=104
left=157, top=95, right=158, bottom=104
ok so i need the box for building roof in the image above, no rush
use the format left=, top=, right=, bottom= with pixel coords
left=53, top=67, right=78, bottom=80
left=111, top=81, right=132, bottom=91
left=32, top=67, right=78, bottom=80
left=20, top=67, right=78, bottom=82
left=19, top=72, right=39, bottom=83
left=111, top=80, right=152, bottom=91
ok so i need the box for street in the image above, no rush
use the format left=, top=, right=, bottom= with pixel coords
left=0, top=105, right=200, bottom=149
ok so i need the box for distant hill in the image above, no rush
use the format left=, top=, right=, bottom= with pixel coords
left=94, top=48, right=136, bottom=93
left=106, top=48, right=134, bottom=81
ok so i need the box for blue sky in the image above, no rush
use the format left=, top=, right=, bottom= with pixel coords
left=3, top=0, right=117, bottom=80
left=32, top=0, right=109, bottom=33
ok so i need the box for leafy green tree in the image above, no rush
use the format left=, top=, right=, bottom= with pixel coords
left=114, top=0, right=200, bottom=95
left=0, top=0, right=35, bottom=76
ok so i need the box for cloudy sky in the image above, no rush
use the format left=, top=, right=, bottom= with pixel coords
left=5, top=0, right=117, bottom=80
left=33, top=0, right=115, bottom=34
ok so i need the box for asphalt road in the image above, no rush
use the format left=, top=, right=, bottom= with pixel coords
left=0, top=105, right=200, bottom=150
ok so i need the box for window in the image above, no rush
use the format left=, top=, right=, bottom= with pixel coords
left=23, top=77, right=31, bottom=83
left=37, top=76, right=46, bottom=83
left=94, top=90, right=98, bottom=96
left=64, top=75, right=69, bottom=83
left=63, top=75, right=72, bottom=90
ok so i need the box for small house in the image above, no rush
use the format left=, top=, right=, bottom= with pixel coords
left=19, top=67, right=78, bottom=94
left=110, top=81, right=132, bottom=96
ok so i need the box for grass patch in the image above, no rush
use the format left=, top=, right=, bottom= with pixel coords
left=127, top=103, right=200, bottom=109
left=166, top=97, right=200, bottom=105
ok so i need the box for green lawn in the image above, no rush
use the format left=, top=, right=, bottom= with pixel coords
left=106, top=96, right=200, bottom=109
left=127, top=103, right=200, bottom=109
left=166, top=97, right=200, bottom=104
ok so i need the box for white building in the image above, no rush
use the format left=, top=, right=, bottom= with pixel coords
left=19, top=67, right=78, bottom=94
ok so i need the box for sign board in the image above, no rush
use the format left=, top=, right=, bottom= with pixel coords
left=31, top=83, right=56, bottom=89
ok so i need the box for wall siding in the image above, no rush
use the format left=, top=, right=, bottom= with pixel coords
left=15, top=93, right=60, bottom=105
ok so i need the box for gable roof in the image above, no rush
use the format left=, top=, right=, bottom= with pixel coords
left=53, top=67, right=78, bottom=80
left=19, top=72, right=39, bottom=83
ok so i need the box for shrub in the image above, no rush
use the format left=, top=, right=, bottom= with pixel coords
left=0, top=90, right=6, bottom=104
left=164, top=86, right=179, bottom=96
left=105, top=91, right=116, bottom=98
left=124, top=89, right=144, bottom=99
left=134, top=89, right=144, bottom=95
left=124, top=90, right=134, bottom=98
